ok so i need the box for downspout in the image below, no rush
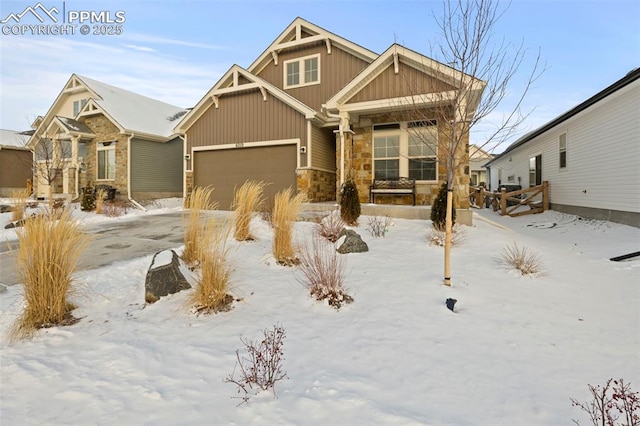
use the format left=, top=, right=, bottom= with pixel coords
left=73, top=136, right=80, bottom=201
left=126, top=132, right=147, bottom=211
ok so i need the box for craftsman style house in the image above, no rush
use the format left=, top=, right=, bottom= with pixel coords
left=27, top=74, right=187, bottom=203
left=485, top=68, right=640, bottom=227
left=176, top=18, right=485, bottom=209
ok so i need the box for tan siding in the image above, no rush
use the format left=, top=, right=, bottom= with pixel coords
left=0, top=149, right=32, bottom=195
left=186, top=90, right=308, bottom=167
left=310, top=125, right=336, bottom=171
left=349, top=62, right=456, bottom=103
left=257, top=43, right=370, bottom=111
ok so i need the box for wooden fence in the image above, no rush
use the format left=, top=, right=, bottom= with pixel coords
left=469, top=181, right=549, bottom=217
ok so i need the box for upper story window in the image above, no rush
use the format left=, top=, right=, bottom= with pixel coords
left=73, top=99, right=87, bottom=116
left=559, top=133, right=567, bottom=168
left=284, top=54, right=320, bottom=89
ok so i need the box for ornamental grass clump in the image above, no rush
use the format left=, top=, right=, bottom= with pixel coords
left=11, top=211, right=91, bottom=341
left=190, top=217, right=234, bottom=314
left=316, top=211, right=346, bottom=243
left=233, top=180, right=266, bottom=241
left=10, top=188, right=30, bottom=222
left=494, top=242, right=545, bottom=276
left=182, top=186, right=217, bottom=266
left=297, top=236, right=352, bottom=309
left=94, top=188, right=107, bottom=214
left=272, top=187, right=306, bottom=266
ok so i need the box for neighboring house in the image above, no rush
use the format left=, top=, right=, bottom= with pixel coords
left=468, top=144, right=493, bottom=187
left=485, top=68, right=640, bottom=227
left=26, top=74, right=187, bottom=202
left=175, top=18, right=484, bottom=210
left=0, top=129, right=32, bottom=197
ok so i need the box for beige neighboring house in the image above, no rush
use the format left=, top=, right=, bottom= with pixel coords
left=468, top=144, right=493, bottom=187
left=175, top=17, right=485, bottom=210
left=0, top=129, right=32, bottom=197
left=26, top=74, right=187, bottom=202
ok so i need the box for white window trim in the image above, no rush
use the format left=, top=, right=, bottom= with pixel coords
left=283, top=53, right=321, bottom=89
left=559, top=132, right=567, bottom=170
left=372, top=121, right=438, bottom=183
left=97, top=141, right=116, bottom=181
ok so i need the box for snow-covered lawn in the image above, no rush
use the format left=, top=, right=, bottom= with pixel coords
left=1, top=204, right=638, bottom=425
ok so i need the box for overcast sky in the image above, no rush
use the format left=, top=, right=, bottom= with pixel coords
left=1, top=0, right=638, bottom=153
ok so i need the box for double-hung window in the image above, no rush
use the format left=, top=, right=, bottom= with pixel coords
left=284, top=54, right=320, bottom=89
left=97, top=141, right=115, bottom=180
left=559, top=133, right=567, bottom=169
left=73, top=99, right=87, bottom=116
left=373, top=121, right=438, bottom=181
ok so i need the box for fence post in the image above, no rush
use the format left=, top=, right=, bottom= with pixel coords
left=500, top=188, right=507, bottom=215
left=542, top=181, right=549, bottom=211
left=479, top=187, right=485, bottom=209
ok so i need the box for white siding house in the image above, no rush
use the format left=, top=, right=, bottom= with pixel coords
left=485, top=69, right=640, bottom=227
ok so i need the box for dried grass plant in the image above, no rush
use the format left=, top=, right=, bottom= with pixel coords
left=190, top=217, right=234, bottom=314
left=494, top=242, right=545, bottom=276
left=297, top=236, right=352, bottom=308
left=367, top=215, right=392, bottom=238
left=10, top=188, right=30, bottom=222
left=11, top=211, right=91, bottom=341
left=272, top=187, right=306, bottom=266
left=233, top=180, right=266, bottom=241
left=94, top=188, right=107, bottom=214
left=182, top=186, right=217, bottom=265
left=316, top=211, right=346, bottom=243
left=426, top=224, right=466, bottom=247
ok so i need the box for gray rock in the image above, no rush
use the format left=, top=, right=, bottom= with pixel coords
left=4, top=218, right=27, bottom=229
left=0, top=205, right=12, bottom=213
left=145, top=249, right=194, bottom=304
left=337, top=229, right=369, bottom=254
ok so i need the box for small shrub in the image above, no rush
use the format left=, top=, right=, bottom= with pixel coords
left=225, top=324, right=288, bottom=404
left=102, top=200, right=128, bottom=218
left=11, top=211, right=91, bottom=341
left=339, top=179, right=360, bottom=225
left=571, top=378, right=639, bottom=426
left=426, top=224, right=466, bottom=247
left=493, top=242, right=545, bottom=276
left=94, top=189, right=107, bottom=214
left=182, top=186, right=217, bottom=265
left=272, top=187, right=305, bottom=266
left=190, top=217, right=234, bottom=314
left=367, top=215, right=392, bottom=238
left=316, top=211, right=346, bottom=242
left=297, top=236, right=352, bottom=309
left=11, top=188, right=30, bottom=222
left=81, top=187, right=96, bottom=212
left=431, top=182, right=455, bottom=231
left=233, top=180, right=266, bottom=241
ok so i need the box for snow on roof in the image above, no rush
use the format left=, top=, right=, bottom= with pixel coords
left=56, top=117, right=94, bottom=134
left=0, top=129, right=29, bottom=148
left=77, top=75, right=187, bottom=138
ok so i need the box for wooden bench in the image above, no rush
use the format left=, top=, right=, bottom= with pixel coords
left=369, top=177, right=416, bottom=205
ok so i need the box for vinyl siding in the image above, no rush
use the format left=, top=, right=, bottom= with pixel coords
left=310, top=125, right=336, bottom=171
left=256, top=42, right=369, bottom=111
left=186, top=90, right=308, bottom=167
left=349, top=62, right=456, bottom=104
left=488, top=80, right=640, bottom=213
left=130, top=137, right=183, bottom=193
left=0, top=149, right=32, bottom=195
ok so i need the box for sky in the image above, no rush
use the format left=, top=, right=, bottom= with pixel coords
left=0, top=0, right=638, bottom=153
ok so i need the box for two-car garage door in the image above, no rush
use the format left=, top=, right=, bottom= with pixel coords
left=193, top=144, right=297, bottom=210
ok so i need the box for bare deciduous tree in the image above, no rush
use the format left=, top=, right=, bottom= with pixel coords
left=402, top=0, right=543, bottom=286
left=31, top=134, right=73, bottom=207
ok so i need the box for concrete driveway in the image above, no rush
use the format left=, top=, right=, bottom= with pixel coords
left=0, top=211, right=190, bottom=289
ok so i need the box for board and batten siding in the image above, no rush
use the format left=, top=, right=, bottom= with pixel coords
left=186, top=90, right=308, bottom=168
left=489, top=80, right=640, bottom=215
left=348, top=62, right=456, bottom=104
left=256, top=42, right=369, bottom=112
left=130, top=137, right=183, bottom=194
left=310, top=125, right=336, bottom=172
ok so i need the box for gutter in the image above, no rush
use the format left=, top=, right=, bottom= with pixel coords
left=126, top=132, right=147, bottom=211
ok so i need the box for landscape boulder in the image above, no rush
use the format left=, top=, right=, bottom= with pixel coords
left=337, top=229, right=369, bottom=254
left=145, top=249, right=195, bottom=304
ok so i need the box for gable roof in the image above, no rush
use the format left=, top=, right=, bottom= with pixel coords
left=28, top=74, right=186, bottom=147
left=49, top=116, right=95, bottom=138
left=248, top=17, right=378, bottom=76
left=324, top=43, right=485, bottom=114
left=486, top=68, right=640, bottom=167
left=76, top=75, right=187, bottom=139
left=0, top=129, right=30, bottom=150
left=175, top=64, right=319, bottom=133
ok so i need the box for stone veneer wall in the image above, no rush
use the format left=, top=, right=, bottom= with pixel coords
left=81, top=115, right=129, bottom=198
left=185, top=171, right=193, bottom=196
left=297, top=169, right=336, bottom=202
left=337, top=111, right=470, bottom=209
